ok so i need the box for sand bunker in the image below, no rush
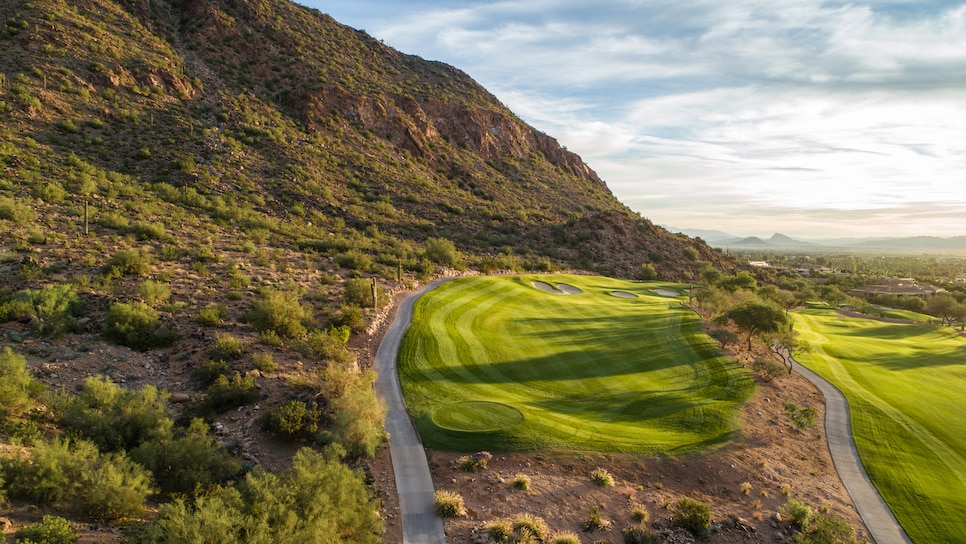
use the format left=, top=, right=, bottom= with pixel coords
left=653, top=289, right=681, bottom=297
left=610, top=291, right=638, bottom=299
left=532, top=281, right=583, bottom=295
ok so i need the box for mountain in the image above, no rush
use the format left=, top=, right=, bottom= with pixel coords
left=0, top=0, right=729, bottom=279
left=767, top=233, right=816, bottom=246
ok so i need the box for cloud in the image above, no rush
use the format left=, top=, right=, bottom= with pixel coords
left=303, top=0, right=966, bottom=237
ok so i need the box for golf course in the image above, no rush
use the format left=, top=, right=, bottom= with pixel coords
left=396, top=275, right=754, bottom=453
left=792, top=309, right=966, bottom=544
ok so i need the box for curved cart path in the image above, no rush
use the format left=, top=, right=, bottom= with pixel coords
left=791, top=359, right=913, bottom=544
left=374, top=280, right=451, bottom=544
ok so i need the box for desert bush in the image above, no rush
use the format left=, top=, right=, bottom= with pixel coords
left=623, top=525, right=661, bottom=544
left=262, top=399, right=321, bottom=439
left=251, top=352, right=277, bottom=373
left=639, top=263, right=658, bottom=281
left=3, top=438, right=154, bottom=521
left=129, top=220, right=166, bottom=241
left=104, top=301, right=178, bottom=351
left=512, top=474, right=531, bottom=490
left=14, top=515, right=77, bottom=544
left=0, top=196, right=35, bottom=225
left=334, top=249, right=373, bottom=271
left=138, top=280, right=171, bottom=306
left=210, top=333, right=246, bottom=361
left=335, top=302, right=366, bottom=333
left=0, top=283, right=86, bottom=337
left=196, top=304, right=227, bottom=326
left=326, top=370, right=386, bottom=458
left=57, top=376, right=171, bottom=452
left=424, top=237, right=460, bottom=267
left=458, top=451, right=492, bottom=472
left=586, top=504, right=612, bottom=531
left=191, top=359, right=229, bottom=388
left=0, top=347, right=44, bottom=419
left=104, top=249, right=152, bottom=276
left=294, top=326, right=353, bottom=366
left=203, top=372, right=259, bottom=413
left=753, top=357, right=787, bottom=378
left=433, top=490, right=466, bottom=518
left=672, top=498, right=712, bottom=535
left=630, top=503, right=650, bottom=523
left=137, top=447, right=383, bottom=544
left=512, top=513, right=549, bottom=541
left=783, top=498, right=814, bottom=530
left=485, top=518, right=514, bottom=542
left=244, top=289, right=307, bottom=338
left=343, top=277, right=385, bottom=308
left=792, top=514, right=856, bottom=544
left=592, top=467, right=614, bottom=487
left=130, top=418, right=241, bottom=496
left=784, top=402, right=818, bottom=429
left=550, top=531, right=581, bottom=544
left=740, top=482, right=752, bottom=495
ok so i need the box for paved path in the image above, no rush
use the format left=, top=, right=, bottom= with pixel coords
left=374, top=281, right=450, bottom=544
left=791, top=359, right=912, bottom=544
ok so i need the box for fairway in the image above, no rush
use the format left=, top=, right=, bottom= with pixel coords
left=792, top=309, right=966, bottom=544
left=397, top=275, right=754, bottom=453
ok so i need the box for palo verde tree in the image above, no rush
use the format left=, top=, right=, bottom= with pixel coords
left=716, top=300, right=789, bottom=350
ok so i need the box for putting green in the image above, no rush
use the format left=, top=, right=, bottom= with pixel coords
left=398, top=275, right=754, bottom=453
left=793, top=309, right=966, bottom=544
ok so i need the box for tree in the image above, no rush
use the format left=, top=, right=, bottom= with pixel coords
left=720, top=301, right=789, bottom=350
left=926, top=293, right=961, bottom=326
left=639, top=263, right=658, bottom=281
left=709, top=328, right=739, bottom=350
left=718, top=271, right=757, bottom=292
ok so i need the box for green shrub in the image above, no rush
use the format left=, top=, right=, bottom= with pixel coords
left=129, top=220, right=166, bottom=240
left=57, top=376, right=171, bottom=452
left=631, top=502, right=650, bottom=523
left=485, top=518, right=514, bottom=543
left=244, top=289, right=307, bottom=338
left=784, top=402, right=818, bottom=429
left=512, top=513, right=549, bottom=541
left=334, top=249, right=373, bottom=272
left=196, top=304, right=227, bottom=326
left=130, top=418, right=241, bottom=496
left=262, top=399, right=320, bottom=438
left=792, top=514, right=857, bottom=544
left=14, top=515, right=77, bottom=544
left=104, top=301, right=178, bottom=351
left=336, top=302, right=366, bottom=333
left=623, top=525, right=661, bottom=544
left=210, top=333, right=245, bottom=361
left=433, top=490, right=467, bottom=518
left=0, top=347, right=44, bottom=419
left=97, top=211, right=129, bottom=230
left=672, top=497, right=712, bottom=535
left=783, top=498, right=814, bottom=530
left=343, top=277, right=384, bottom=307
left=203, top=372, right=259, bottom=413
left=327, top=370, right=386, bottom=459
left=3, top=438, right=154, bottom=522
left=592, top=467, right=614, bottom=487
left=512, top=474, right=531, bottom=490
left=0, top=284, right=86, bottom=337
left=139, top=447, right=382, bottom=544
left=550, top=531, right=581, bottom=544
left=138, top=280, right=171, bottom=307
left=753, top=357, right=787, bottom=378
left=104, top=249, right=152, bottom=276
left=294, top=326, right=353, bottom=365
left=0, top=196, right=35, bottom=225
left=424, top=237, right=460, bottom=267
left=251, top=352, right=277, bottom=373
left=191, top=359, right=229, bottom=388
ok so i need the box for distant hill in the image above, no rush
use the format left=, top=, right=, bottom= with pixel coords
left=0, top=0, right=729, bottom=278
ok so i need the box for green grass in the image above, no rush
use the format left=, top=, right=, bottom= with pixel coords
left=397, top=275, right=754, bottom=453
left=792, top=309, right=966, bottom=544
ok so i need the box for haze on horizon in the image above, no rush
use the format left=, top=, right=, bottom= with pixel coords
left=298, top=0, right=966, bottom=241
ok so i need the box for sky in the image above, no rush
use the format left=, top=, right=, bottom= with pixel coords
left=297, top=0, right=966, bottom=239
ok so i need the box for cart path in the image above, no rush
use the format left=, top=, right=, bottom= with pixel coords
left=374, top=280, right=451, bottom=544
left=791, top=358, right=913, bottom=544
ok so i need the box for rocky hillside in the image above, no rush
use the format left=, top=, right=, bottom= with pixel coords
left=0, top=0, right=729, bottom=279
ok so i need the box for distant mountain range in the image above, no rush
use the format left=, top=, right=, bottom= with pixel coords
left=666, top=227, right=966, bottom=251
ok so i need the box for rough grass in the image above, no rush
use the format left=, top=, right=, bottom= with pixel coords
left=793, top=309, right=966, bottom=544
left=398, top=275, right=754, bottom=453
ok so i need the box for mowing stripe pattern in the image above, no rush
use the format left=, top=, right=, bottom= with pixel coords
left=793, top=309, right=966, bottom=544
left=397, top=275, right=754, bottom=454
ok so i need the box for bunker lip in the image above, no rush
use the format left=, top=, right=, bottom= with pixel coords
left=532, top=281, right=583, bottom=295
